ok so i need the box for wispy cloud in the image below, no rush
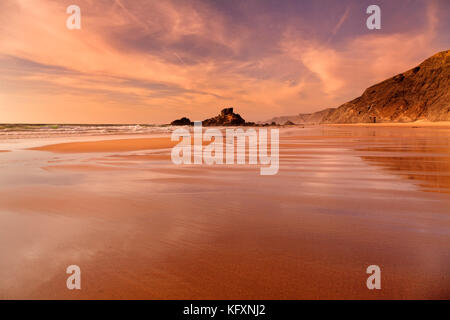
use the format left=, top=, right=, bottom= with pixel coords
left=331, top=6, right=350, bottom=37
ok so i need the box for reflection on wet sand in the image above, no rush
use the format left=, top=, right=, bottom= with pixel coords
left=361, top=155, right=450, bottom=193
left=351, top=127, right=450, bottom=193
left=0, top=125, right=449, bottom=299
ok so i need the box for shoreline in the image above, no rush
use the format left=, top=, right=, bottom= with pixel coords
left=19, top=122, right=450, bottom=154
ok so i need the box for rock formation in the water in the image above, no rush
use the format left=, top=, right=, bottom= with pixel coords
left=171, top=117, right=193, bottom=126
left=170, top=108, right=248, bottom=126
left=202, top=108, right=246, bottom=126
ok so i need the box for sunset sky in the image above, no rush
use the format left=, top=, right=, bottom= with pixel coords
left=0, top=0, right=449, bottom=124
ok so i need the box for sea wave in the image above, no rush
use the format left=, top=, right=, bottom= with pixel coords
left=0, top=124, right=176, bottom=139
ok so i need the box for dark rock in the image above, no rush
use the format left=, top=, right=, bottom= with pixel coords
left=171, top=117, right=192, bottom=126
left=202, top=108, right=246, bottom=126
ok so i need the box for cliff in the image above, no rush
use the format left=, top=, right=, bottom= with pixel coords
left=322, top=50, right=450, bottom=123
left=264, top=108, right=335, bottom=125
left=265, top=50, right=450, bottom=124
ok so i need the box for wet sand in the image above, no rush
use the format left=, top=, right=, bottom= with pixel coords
left=0, top=125, right=449, bottom=299
left=29, top=137, right=177, bottom=153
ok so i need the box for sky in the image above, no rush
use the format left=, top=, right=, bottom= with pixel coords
left=0, top=0, right=449, bottom=124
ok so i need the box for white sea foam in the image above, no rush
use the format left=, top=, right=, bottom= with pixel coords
left=0, top=124, right=177, bottom=139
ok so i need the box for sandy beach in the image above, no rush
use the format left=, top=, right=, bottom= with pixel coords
left=0, top=125, right=449, bottom=299
left=29, top=137, right=178, bottom=154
